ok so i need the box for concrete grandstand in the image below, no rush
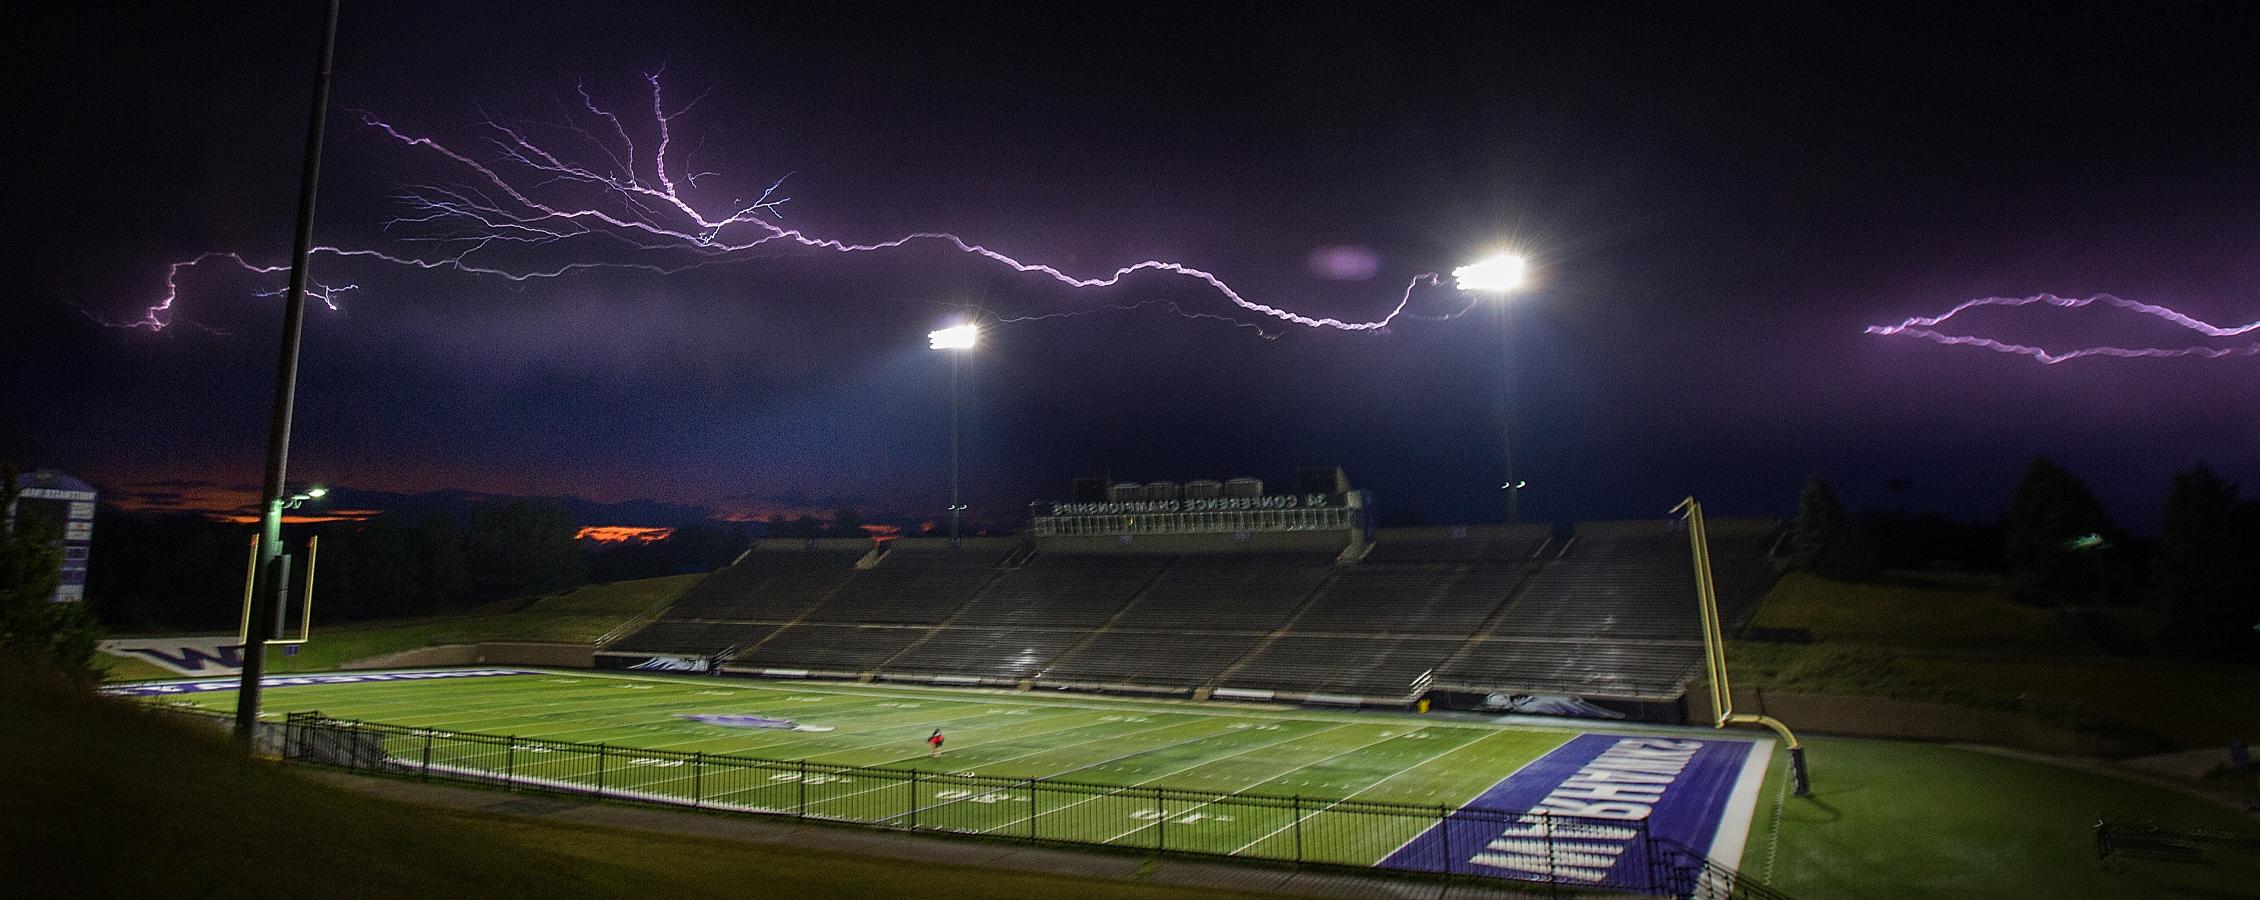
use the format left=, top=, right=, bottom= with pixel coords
left=598, top=473, right=1783, bottom=723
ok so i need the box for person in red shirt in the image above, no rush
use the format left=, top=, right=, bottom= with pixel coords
left=928, top=729, right=945, bottom=758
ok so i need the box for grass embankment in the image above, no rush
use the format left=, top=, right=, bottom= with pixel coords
left=101, top=575, right=699, bottom=680
left=1730, top=572, right=2260, bottom=749
left=1739, top=736, right=2260, bottom=899
left=0, top=663, right=1277, bottom=900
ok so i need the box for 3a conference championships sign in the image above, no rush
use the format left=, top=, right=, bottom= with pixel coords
left=1044, top=493, right=1343, bottom=517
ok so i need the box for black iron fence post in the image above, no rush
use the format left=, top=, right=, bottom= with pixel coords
left=907, top=769, right=920, bottom=830
left=1155, top=786, right=1167, bottom=853
left=595, top=744, right=607, bottom=797
left=505, top=736, right=517, bottom=791
left=421, top=731, right=433, bottom=780
left=1292, top=796, right=1304, bottom=864
left=1026, top=780, right=1039, bottom=841
left=692, top=752, right=704, bottom=809
left=796, top=760, right=808, bottom=818
left=1438, top=805, right=1451, bottom=877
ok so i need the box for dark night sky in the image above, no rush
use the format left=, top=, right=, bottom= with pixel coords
left=6, top=2, right=2256, bottom=532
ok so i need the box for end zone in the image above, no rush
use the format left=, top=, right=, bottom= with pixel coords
left=1381, top=732, right=1773, bottom=884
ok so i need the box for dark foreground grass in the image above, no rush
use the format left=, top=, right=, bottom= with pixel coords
left=1739, top=735, right=2260, bottom=899
left=0, top=662, right=1280, bottom=900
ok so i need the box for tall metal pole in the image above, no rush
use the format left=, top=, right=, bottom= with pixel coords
left=1499, top=298, right=1521, bottom=523
left=948, top=348, right=963, bottom=546
left=1674, top=496, right=1810, bottom=796
left=235, top=0, right=341, bottom=743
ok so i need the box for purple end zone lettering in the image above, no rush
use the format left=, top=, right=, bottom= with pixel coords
left=1380, top=733, right=1755, bottom=886
left=99, top=668, right=538, bottom=697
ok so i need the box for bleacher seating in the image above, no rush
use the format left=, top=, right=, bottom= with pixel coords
left=1287, top=564, right=1524, bottom=636
left=1038, top=631, right=1266, bottom=688
left=1105, top=553, right=1336, bottom=631
left=883, top=627, right=1084, bottom=680
left=660, top=547, right=868, bottom=620
left=798, top=541, right=1012, bottom=625
left=603, top=621, right=778, bottom=656
left=947, top=554, right=1168, bottom=628
left=1220, top=636, right=1463, bottom=696
left=732, top=624, right=934, bottom=672
left=1431, top=520, right=1780, bottom=699
left=601, top=519, right=1781, bottom=712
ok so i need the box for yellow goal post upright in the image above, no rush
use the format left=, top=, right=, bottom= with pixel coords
left=1674, top=496, right=1811, bottom=797
left=237, top=533, right=319, bottom=649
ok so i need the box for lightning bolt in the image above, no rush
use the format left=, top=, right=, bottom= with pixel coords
left=1864, top=294, right=2259, bottom=364
left=123, top=73, right=1452, bottom=338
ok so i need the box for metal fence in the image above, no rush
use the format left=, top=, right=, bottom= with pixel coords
left=272, top=712, right=1784, bottom=897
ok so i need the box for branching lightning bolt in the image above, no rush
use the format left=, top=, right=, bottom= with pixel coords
left=120, top=73, right=1449, bottom=338
left=1865, top=294, right=2259, bottom=364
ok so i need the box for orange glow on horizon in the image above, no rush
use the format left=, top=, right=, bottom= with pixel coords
left=576, top=525, right=676, bottom=544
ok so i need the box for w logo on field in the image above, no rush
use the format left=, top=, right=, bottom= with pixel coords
left=98, top=637, right=246, bottom=675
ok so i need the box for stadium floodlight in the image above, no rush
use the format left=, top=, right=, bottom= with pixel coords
left=1453, top=253, right=1526, bottom=293
left=930, top=322, right=978, bottom=545
left=1459, top=251, right=1531, bottom=521
left=929, top=323, right=979, bottom=350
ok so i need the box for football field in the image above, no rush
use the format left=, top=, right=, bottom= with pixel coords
left=117, top=669, right=1770, bottom=887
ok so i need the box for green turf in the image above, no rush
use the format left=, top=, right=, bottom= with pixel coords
left=1, top=661, right=1283, bottom=900
left=168, top=669, right=1576, bottom=868
left=1738, top=736, right=2260, bottom=899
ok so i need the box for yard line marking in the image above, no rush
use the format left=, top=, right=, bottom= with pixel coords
left=705, top=713, right=1210, bottom=806
left=506, top=701, right=1110, bottom=766
left=356, top=681, right=981, bottom=739
left=796, top=716, right=1249, bottom=810
left=547, top=668, right=1562, bottom=736
left=1373, top=733, right=1572, bottom=862
left=1227, top=728, right=1511, bottom=855
left=1089, top=724, right=1407, bottom=842
left=969, top=721, right=1357, bottom=835
left=795, top=711, right=1196, bottom=769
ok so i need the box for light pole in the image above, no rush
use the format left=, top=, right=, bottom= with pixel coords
left=1453, top=253, right=1529, bottom=523
left=928, top=323, right=978, bottom=546
left=236, top=0, right=340, bottom=743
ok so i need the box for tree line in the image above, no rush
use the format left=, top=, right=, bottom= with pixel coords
left=1791, top=457, right=2260, bottom=659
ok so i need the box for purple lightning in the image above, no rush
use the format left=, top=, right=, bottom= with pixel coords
left=124, top=73, right=1451, bottom=338
left=1865, top=294, right=2259, bottom=364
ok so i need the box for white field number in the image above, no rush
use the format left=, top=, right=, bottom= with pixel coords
left=934, top=789, right=1023, bottom=804
left=1129, top=810, right=1235, bottom=824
